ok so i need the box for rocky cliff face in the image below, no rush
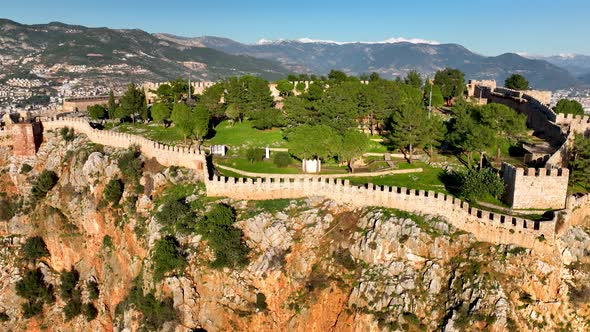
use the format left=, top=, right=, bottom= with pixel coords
left=0, top=132, right=589, bottom=331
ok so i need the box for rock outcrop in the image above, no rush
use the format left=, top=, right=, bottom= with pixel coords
left=0, top=131, right=589, bottom=331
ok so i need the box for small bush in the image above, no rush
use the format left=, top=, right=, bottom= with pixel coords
left=0, top=197, right=17, bottom=220
left=82, top=303, right=98, bottom=321
left=60, top=127, right=75, bottom=142
left=152, top=236, right=187, bottom=281
left=117, top=283, right=178, bottom=331
left=457, top=167, right=504, bottom=202
left=31, top=170, right=58, bottom=200
left=117, top=148, right=143, bottom=184
left=196, top=204, right=249, bottom=268
left=273, top=152, right=292, bottom=168
left=16, top=269, right=54, bottom=318
left=255, top=292, right=268, bottom=311
left=102, top=235, right=113, bottom=250
left=63, top=298, right=82, bottom=321
left=59, top=268, right=80, bottom=300
left=23, top=236, right=50, bottom=261
left=103, top=179, right=124, bottom=206
left=22, top=300, right=44, bottom=318
left=245, top=148, right=265, bottom=164
left=86, top=280, right=100, bottom=301
left=20, top=163, right=33, bottom=174
left=156, top=199, right=194, bottom=234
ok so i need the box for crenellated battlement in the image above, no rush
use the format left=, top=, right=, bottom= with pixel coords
left=40, top=117, right=207, bottom=172
left=205, top=174, right=555, bottom=253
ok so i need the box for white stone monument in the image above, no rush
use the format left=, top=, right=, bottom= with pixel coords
left=265, top=146, right=270, bottom=159
left=302, top=159, right=321, bottom=173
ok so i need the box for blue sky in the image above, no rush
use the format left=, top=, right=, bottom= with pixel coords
left=2, top=0, right=589, bottom=56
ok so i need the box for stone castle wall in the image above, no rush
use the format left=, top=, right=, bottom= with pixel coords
left=469, top=83, right=572, bottom=209
left=205, top=173, right=555, bottom=253
left=63, top=96, right=112, bottom=113
left=501, top=163, right=569, bottom=209
left=40, top=117, right=207, bottom=172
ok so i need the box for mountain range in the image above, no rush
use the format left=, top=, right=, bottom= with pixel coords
left=0, top=19, right=288, bottom=81
left=0, top=18, right=588, bottom=90
left=523, top=54, right=590, bottom=84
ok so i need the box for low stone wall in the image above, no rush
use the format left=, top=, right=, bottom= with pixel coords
left=40, top=117, right=207, bottom=172
left=205, top=174, right=554, bottom=253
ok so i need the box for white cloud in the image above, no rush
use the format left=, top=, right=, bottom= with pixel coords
left=255, top=37, right=440, bottom=46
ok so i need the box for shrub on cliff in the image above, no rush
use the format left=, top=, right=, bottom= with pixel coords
left=86, top=280, right=100, bottom=301
left=118, top=283, right=177, bottom=330
left=60, top=127, right=75, bottom=142
left=273, top=151, right=292, bottom=167
left=196, top=204, right=249, bottom=268
left=16, top=269, right=55, bottom=318
left=103, top=178, right=124, bottom=206
left=23, top=236, right=50, bottom=261
left=151, top=236, right=187, bottom=281
left=63, top=298, right=82, bottom=321
left=20, top=163, right=33, bottom=174
left=117, top=148, right=143, bottom=184
left=83, top=303, right=98, bottom=321
left=156, top=199, right=194, bottom=235
left=31, top=170, right=58, bottom=200
left=59, top=267, right=80, bottom=300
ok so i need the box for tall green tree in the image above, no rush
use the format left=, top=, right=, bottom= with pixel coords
left=433, top=68, right=465, bottom=105
left=317, top=80, right=361, bottom=133
left=119, top=83, right=147, bottom=123
left=108, top=90, right=116, bottom=119
left=389, top=105, right=428, bottom=163
left=225, top=104, right=241, bottom=126
left=275, top=80, right=295, bottom=97
left=170, top=103, right=194, bottom=142
left=504, top=74, right=529, bottom=90
left=191, top=104, right=210, bottom=143
left=199, top=83, right=225, bottom=119
left=151, top=103, right=171, bottom=126
left=287, top=124, right=341, bottom=162
left=423, top=83, right=444, bottom=109
left=339, top=130, right=369, bottom=170
left=449, top=105, right=495, bottom=168
left=404, top=70, right=422, bottom=89
left=422, top=114, right=447, bottom=157
left=554, top=99, right=584, bottom=116
left=480, top=103, right=527, bottom=160
left=87, top=104, right=107, bottom=120
left=570, top=134, right=590, bottom=190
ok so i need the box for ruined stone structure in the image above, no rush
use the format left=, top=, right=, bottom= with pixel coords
left=2, top=111, right=43, bottom=156
left=11, top=122, right=42, bottom=156
left=501, top=163, right=569, bottom=209
left=62, top=96, right=117, bottom=113
left=143, top=81, right=215, bottom=104
left=466, top=82, right=587, bottom=210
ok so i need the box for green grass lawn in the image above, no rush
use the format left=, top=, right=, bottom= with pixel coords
left=217, top=157, right=300, bottom=174
left=345, top=161, right=448, bottom=194
left=207, top=120, right=287, bottom=148
left=110, top=123, right=186, bottom=145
